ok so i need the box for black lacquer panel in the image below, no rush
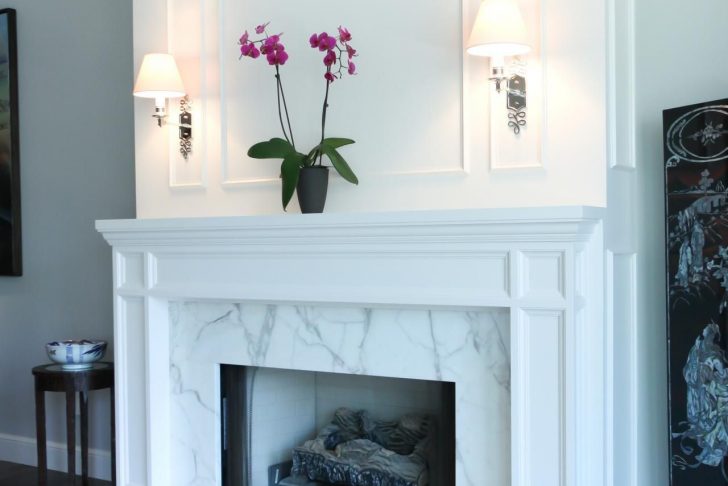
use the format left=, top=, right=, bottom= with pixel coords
left=665, top=98, right=728, bottom=485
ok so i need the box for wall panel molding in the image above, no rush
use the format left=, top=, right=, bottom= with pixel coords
left=607, top=0, right=636, bottom=171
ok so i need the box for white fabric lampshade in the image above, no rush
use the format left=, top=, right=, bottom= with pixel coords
left=467, top=0, right=531, bottom=57
left=133, top=53, right=185, bottom=99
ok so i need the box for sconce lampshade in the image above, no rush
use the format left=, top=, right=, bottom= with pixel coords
left=133, top=53, right=185, bottom=99
left=466, top=0, right=531, bottom=58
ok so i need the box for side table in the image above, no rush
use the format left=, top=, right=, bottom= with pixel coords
left=32, top=362, right=115, bottom=486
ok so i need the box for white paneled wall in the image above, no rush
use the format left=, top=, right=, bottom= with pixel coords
left=132, top=0, right=607, bottom=218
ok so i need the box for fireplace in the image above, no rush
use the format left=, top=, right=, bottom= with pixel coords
left=220, top=366, right=457, bottom=486
left=172, top=301, right=509, bottom=486
left=97, top=207, right=606, bottom=486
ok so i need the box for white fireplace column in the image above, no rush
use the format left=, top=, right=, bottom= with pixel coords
left=97, top=206, right=606, bottom=486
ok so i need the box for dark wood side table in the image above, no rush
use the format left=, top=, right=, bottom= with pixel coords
left=32, top=362, right=115, bottom=486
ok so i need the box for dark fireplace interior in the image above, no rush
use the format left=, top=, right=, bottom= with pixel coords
left=221, top=365, right=456, bottom=486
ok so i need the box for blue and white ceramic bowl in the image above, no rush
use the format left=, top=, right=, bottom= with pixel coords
left=46, top=340, right=107, bottom=370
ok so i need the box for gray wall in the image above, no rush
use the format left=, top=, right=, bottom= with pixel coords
left=0, top=0, right=134, bottom=479
left=635, top=0, right=728, bottom=484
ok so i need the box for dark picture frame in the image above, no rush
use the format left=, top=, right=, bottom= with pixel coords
left=0, top=8, right=20, bottom=276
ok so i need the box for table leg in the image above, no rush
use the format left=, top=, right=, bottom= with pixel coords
left=110, top=383, right=116, bottom=486
left=34, top=381, right=47, bottom=486
left=66, top=390, right=76, bottom=485
left=80, top=391, right=89, bottom=486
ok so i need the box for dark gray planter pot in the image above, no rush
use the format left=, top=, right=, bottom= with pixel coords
left=297, top=167, right=329, bottom=214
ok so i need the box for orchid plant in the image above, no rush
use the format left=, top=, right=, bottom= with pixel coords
left=238, top=23, right=359, bottom=210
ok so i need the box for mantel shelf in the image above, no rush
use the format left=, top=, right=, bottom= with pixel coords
left=97, top=206, right=605, bottom=248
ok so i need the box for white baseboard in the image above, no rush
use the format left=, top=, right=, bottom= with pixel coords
left=0, top=432, right=111, bottom=481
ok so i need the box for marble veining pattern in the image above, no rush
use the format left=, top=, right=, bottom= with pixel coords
left=169, top=302, right=510, bottom=486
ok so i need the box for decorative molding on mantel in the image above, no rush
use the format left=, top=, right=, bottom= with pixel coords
left=97, top=206, right=606, bottom=486
left=97, top=206, right=603, bottom=246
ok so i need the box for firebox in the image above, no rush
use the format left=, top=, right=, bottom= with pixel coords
left=221, top=366, right=456, bottom=486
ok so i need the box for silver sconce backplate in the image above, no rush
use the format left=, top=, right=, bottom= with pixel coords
left=507, top=74, right=527, bottom=134
left=179, top=96, right=193, bottom=160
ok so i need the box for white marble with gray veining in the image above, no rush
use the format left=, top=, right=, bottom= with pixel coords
left=169, top=302, right=510, bottom=486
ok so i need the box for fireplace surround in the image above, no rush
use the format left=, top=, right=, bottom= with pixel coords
left=97, top=206, right=605, bottom=486
left=189, top=304, right=503, bottom=486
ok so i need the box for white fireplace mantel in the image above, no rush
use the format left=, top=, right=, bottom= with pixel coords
left=97, top=206, right=606, bottom=486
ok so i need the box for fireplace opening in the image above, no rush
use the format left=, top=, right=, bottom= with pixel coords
left=221, top=365, right=456, bottom=486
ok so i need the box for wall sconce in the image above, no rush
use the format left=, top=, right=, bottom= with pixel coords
left=133, top=53, right=193, bottom=159
left=467, top=0, right=531, bottom=134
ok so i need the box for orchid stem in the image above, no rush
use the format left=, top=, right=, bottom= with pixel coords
left=274, top=72, right=290, bottom=145
left=276, top=66, right=296, bottom=150
left=319, top=68, right=331, bottom=166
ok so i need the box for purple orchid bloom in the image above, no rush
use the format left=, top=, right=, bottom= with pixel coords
left=267, top=49, right=289, bottom=66
left=323, top=50, right=336, bottom=67
left=338, top=26, right=352, bottom=42
left=346, top=44, right=357, bottom=59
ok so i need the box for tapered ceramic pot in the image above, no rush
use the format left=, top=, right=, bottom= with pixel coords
left=297, top=166, right=329, bottom=213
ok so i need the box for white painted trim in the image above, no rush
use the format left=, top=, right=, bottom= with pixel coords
left=97, top=206, right=606, bottom=486
left=217, top=0, right=230, bottom=188
left=113, top=292, right=129, bottom=486
left=538, top=0, right=549, bottom=171
left=167, top=0, right=208, bottom=189
left=509, top=304, right=528, bottom=486
left=379, top=168, right=470, bottom=177
left=605, top=250, right=615, bottom=486
left=605, top=249, right=638, bottom=486
left=197, top=0, right=210, bottom=190
left=489, top=163, right=546, bottom=173
left=146, top=297, right=170, bottom=486
left=97, top=206, right=603, bottom=244
left=461, top=0, right=475, bottom=178
left=628, top=253, right=639, bottom=486
left=605, top=0, right=638, bottom=483
left=219, top=169, right=469, bottom=189
left=605, top=0, right=616, bottom=171
left=0, top=433, right=111, bottom=481
left=606, top=0, right=636, bottom=171
left=621, top=0, right=637, bottom=171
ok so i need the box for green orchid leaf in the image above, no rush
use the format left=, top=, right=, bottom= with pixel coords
left=248, top=138, right=295, bottom=159
left=322, top=138, right=355, bottom=149
left=320, top=144, right=358, bottom=185
left=280, top=153, right=304, bottom=210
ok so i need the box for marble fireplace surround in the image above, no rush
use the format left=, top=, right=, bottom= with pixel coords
left=96, top=206, right=606, bottom=486
left=172, top=302, right=510, bottom=486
